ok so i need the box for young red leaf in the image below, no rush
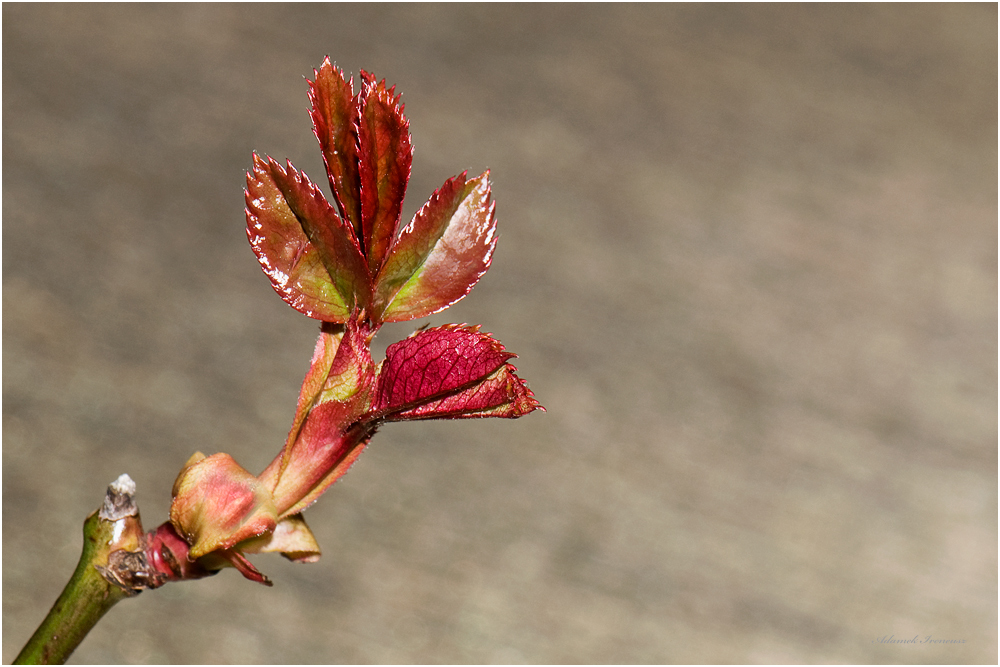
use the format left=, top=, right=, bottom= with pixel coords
left=270, top=404, right=375, bottom=519
left=386, top=362, right=541, bottom=421
left=273, top=323, right=345, bottom=477
left=373, top=324, right=515, bottom=416
left=374, top=171, right=497, bottom=323
left=357, top=75, right=412, bottom=274
left=265, top=155, right=371, bottom=311
left=308, top=58, right=363, bottom=236
left=259, top=316, right=377, bottom=518
left=246, top=154, right=368, bottom=321
left=311, top=315, right=376, bottom=414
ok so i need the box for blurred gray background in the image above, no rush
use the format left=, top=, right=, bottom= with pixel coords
left=4, top=4, right=996, bottom=664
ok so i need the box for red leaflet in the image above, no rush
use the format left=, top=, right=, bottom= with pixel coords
left=308, top=58, right=362, bottom=236
left=388, top=362, right=540, bottom=420
left=265, top=156, right=370, bottom=311
left=357, top=75, right=412, bottom=274
left=246, top=154, right=369, bottom=322
left=374, top=171, right=497, bottom=323
left=372, top=325, right=539, bottom=420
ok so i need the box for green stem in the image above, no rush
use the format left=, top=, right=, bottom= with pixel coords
left=15, top=475, right=151, bottom=665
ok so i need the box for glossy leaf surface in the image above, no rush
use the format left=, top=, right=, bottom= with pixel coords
left=266, top=156, right=371, bottom=308
left=373, top=325, right=532, bottom=419
left=308, top=59, right=362, bottom=235
left=358, top=75, right=412, bottom=273
left=386, top=363, right=540, bottom=420
left=246, top=154, right=369, bottom=321
left=375, top=171, right=497, bottom=323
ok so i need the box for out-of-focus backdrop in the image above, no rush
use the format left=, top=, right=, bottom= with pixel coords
left=4, top=5, right=996, bottom=664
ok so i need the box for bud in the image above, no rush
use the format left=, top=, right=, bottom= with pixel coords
left=169, top=452, right=277, bottom=559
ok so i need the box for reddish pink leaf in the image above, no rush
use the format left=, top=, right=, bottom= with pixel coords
left=272, top=405, right=375, bottom=519
left=246, top=154, right=369, bottom=321
left=247, top=156, right=346, bottom=321
left=387, top=362, right=541, bottom=421
left=273, top=322, right=344, bottom=477
left=308, top=58, right=363, bottom=237
left=259, top=317, right=376, bottom=518
left=375, top=171, right=497, bottom=323
left=373, top=325, right=515, bottom=416
left=357, top=75, right=412, bottom=274
left=314, top=316, right=376, bottom=411
left=264, top=155, right=371, bottom=311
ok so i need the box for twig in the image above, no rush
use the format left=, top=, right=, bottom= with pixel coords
left=14, top=475, right=160, bottom=665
